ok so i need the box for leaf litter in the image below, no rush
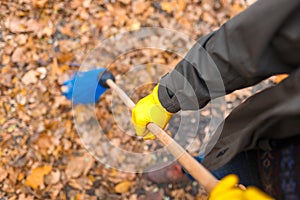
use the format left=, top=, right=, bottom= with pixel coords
left=0, top=0, right=282, bottom=199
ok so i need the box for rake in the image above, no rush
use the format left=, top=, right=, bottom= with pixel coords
left=62, top=68, right=219, bottom=193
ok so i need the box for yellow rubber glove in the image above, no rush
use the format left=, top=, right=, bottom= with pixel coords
left=131, top=84, right=173, bottom=140
left=209, top=175, right=273, bottom=200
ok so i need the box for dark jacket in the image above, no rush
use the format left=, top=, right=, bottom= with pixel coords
left=158, top=0, right=300, bottom=170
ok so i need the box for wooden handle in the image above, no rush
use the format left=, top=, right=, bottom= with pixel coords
left=106, top=79, right=219, bottom=193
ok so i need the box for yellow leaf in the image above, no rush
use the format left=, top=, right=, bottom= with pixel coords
left=18, top=172, right=25, bottom=181
left=176, top=0, right=186, bottom=11
left=114, top=181, right=132, bottom=193
left=229, top=3, right=245, bottom=18
left=2, top=54, right=10, bottom=65
left=25, top=165, right=52, bottom=190
left=161, top=2, right=173, bottom=13
left=128, top=21, right=141, bottom=31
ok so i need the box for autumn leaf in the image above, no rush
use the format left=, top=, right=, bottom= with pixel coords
left=25, top=165, right=52, bottom=190
left=161, top=2, right=173, bottom=13
left=132, top=0, right=149, bottom=14
left=229, top=3, right=245, bottom=18
left=21, top=70, right=39, bottom=85
left=32, top=0, right=48, bottom=9
left=176, top=0, right=186, bottom=11
left=114, top=181, right=132, bottom=193
left=0, top=166, right=8, bottom=182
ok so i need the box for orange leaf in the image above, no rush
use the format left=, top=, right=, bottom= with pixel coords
left=160, top=2, right=173, bottom=13
left=115, top=181, right=132, bottom=193
left=176, top=0, right=186, bottom=11
left=229, top=3, right=245, bottom=18
left=25, top=165, right=52, bottom=190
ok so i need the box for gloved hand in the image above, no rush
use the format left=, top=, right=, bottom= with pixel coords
left=209, top=174, right=273, bottom=200
left=131, top=84, right=173, bottom=140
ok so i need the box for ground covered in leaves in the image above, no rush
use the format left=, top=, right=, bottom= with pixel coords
left=0, top=0, right=287, bottom=199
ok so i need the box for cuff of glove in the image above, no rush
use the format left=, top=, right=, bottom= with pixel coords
left=153, top=84, right=174, bottom=116
left=157, top=83, right=181, bottom=113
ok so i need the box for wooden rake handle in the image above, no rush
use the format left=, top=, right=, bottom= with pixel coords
left=106, top=79, right=219, bottom=192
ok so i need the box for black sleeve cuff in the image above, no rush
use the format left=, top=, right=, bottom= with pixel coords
left=158, top=81, right=181, bottom=113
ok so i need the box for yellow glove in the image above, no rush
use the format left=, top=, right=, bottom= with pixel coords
left=131, top=84, right=173, bottom=140
left=209, top=175, right=273, bottom=200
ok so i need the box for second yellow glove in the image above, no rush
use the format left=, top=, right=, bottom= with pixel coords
left=209, top=174, right=273, bottom=200
left=131, top=84, right=173, bottom=140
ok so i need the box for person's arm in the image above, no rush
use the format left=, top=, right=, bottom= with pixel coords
left=159, top=0, right=300, bottom=113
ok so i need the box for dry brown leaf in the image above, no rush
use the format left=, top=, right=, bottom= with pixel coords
left=58, top=40, right=77, bottom=53
left=202, top=12, right=216, bottom=24
left=58, top=24, right=74, bottom=37
left=21, top=70, right=39, bottom=85
left=68, top=177, right=93, bottom=190
left=0, top=166, right=8, bottom=182
left=49, top=183, right=63, bottom=199
left=15, top=34, right=28, bottom=45
left=114, top=181, right=132, bottom=193
left=65, top=154, right=94, bottom=179
left=42, top=26, right=55, bottom=37
left=132, top=0, right=149, bottom=14
left=50, top=169, right=61, bottom=185
left=35, top=133, right=55, bottom=155
left=176, top=0, right=186, bottom=11
left=2, top=54, right=10, bottom=65
left=32, top=0, right=48, bottom=8
left=119, top=0, right=131, bottom=4
left=11, top=47, right=25, bottom=63
left=83, top=0, right=91, bottom=8
left=25, top=165, right=52, bottom=190
left=18, top=194, right=34, bottom=200
left=5, top=17, right=28, bottom=33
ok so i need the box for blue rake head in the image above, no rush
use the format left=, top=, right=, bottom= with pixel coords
left=62, top=68, right=114, bottom=104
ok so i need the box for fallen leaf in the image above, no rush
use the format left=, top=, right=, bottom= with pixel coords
left=50, top=169, right=61, bottom=185
left=119, top=0, right=130, bottom=4
left=83, top=0, right=91, bottom=8
left=176, top=0, right=186, bottom=11
left=32, top=0, right=48, bottom=8
left=18, top=194, right=34, bottom=200
left=35, top=133, right=55, bottom=155
left=160, top=2, right=173, bottom=13
left=42, top=26, right=55, bottom=37
left=201, top=12, right=216, bottom=24
left=21, top=70, right=39, bottom=85
left=11, top=47, right=25, bottom=63
left=65, top=154, right=94, bottom=179
left=25, top=165, right=52, bottom=190
left=229, top=3, right=245, bottom=18
left=5, top=17, right=27, bottom=33
left=36, top=67, right=47, bottom=79
left=132, top=0, right=149, bottom=14
left=128, top=21, right=141, bottom=31
left=58, top=24, right=74, bottom=37
left=114, top=181, right=132, bottom=193
left=1, top=54, right=10, bottom=65
left=0, top=166, right=8, bottom=182
left=15, top=34, right=28, bottom=45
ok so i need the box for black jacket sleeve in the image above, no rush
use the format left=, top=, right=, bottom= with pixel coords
left=158, top=0, right=300, bottom=113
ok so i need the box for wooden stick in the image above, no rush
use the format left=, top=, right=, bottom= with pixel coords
left=106, top=79, right=219, bottom=193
